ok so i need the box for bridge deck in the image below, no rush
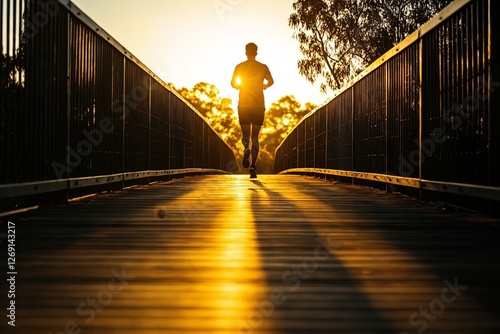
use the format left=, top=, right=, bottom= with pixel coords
left=3, top=175, right=500, bottom=333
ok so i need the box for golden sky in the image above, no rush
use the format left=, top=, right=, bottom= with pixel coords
left=71, top=0, right=328, bottom=109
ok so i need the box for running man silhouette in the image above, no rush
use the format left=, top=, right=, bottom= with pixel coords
left=231, top=42, right=274, bottom=179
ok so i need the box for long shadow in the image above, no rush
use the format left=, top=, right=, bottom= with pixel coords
left=247, top=178, right=395, bottom=334
left=303, top=179, right=500, bottom=329
left=0, top=175, right=223, bottom=332
left=7, top=176, right=208, bottom=260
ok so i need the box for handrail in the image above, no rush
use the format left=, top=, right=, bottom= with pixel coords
left=0, top=168, right=229, bottom=199
left=276, top=0, right=474, bottom=151
left=1, top=0, right=236, bottom=213
left=280, top=168, right=500, bottom=202
left=57, top=0, right=227, bottom=145
left=275, top=0, right=500, bottom=203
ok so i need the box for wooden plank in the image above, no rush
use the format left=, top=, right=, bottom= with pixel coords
left=1, top=175, right=499, bottom=333
left=280, top=168, right=421, bottom=188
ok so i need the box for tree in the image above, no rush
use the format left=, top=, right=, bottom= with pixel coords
left=258, top=95, right=316, bottom=173
left=176, top=82, right=244, bottom=170
left=289, top=0, right=452, bottom=93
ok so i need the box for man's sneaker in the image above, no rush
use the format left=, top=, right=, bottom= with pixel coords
left=249, top=166, right=257, bottom=179
left=242, top=148, right=251, bottom=168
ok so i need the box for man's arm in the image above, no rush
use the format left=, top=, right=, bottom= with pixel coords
left=263, top=67, right=274, bottom=90
left=231, top=66, right=240, bottom=89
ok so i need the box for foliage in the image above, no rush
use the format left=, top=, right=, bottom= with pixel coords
left=176, top=82, right=241, bottom=154
left=289, top=0, right=452, bottom=93
left=1, top=48, right=25, bottom=106
left=259, top=95, right=316, bottom=173
left=1, top=50, right=26, bottom=182
left=176, top=82, right=316, bottom=174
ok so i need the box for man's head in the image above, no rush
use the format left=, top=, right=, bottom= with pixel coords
left=245, top=43, right=258, bottom=58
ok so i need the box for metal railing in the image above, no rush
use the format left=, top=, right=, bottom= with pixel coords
left=275, top=0, right=500, bottom=202
left=1, top=0, right=236, bottom=212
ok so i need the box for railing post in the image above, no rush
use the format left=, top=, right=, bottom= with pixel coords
left=148, top=76, right=152, bottom=183
left=418, top=35, right=424, bottom=199
left=325, top=104, right=329, bottom=174
left=182, top=106, right=189, bottom=168
left=202, top=120, right=205, bottom=168
left=0, top=0, right=3, bottom=52
left=168, top=91, right=171, bottom=171
left=384, top=62, right=389, bottom=192
left=296, top=125, right=299, bottom=168
left=208, top=135, right=211, bottom=169
left=351, top=86, right=355, bottom=185
left=122, top=57, right=126, bottom=188
left=489, top=0, right=500, bottom=188
left=313, top=114, right=316, bottom=169
left=304, top=123, right=307, bottom=169
left=6, top=0, right=10, bottom=55
left=66, top=12, right=72, bottom=199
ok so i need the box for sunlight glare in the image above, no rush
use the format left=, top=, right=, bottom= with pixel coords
left=211, top=183, right=266, bottom=330
left=149, top=182, right=266, bottom=332
left=199, top=92, right=210, bottom=102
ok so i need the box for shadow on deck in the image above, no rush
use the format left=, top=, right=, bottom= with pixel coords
left=1, top=174, right=499, bottom=334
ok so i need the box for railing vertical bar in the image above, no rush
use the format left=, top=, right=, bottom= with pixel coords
left=183, top=105, right=186, bottom=169
left=19, top=0, right=23, bottom=51
left=453, top=13, right=459, bottom=172
left=6, top=0, right=10, bottom=55
left=39, top=1, right=46, bottom=181
left=0, top=0, right=3, bottom=54
left=384, top=61, right=389, bottom=191
left=304, top=120, right=306, bottom=168
left=459, top=8, right=465, bottom=179
left=66, top=13, right=72, bottom=190
left=488, top=0, right=496, bottom=188
left=122, top=56, right=126, bottom=184
left=13, top=0, right=17, bottom=56
left=202, top=117, right=205, bottom=168
left=168, top=90, right=172, bottom=171
left=148, top=76, right=152, bottom=180
left=294, top=123, right=299, bottom=167
left=464, top=9, right=468, bottom=130
left=351, top=85, right=355, bottom=184
left=313, top=113, right=316, bottom=168
left=325, top=104, right=328, bottom=172
left=88, top=24, right=93, bottom=177
left=419, top=36, right=424, bottom=190
left=486, top=0, right=490, bottom=187
left=87, top=25, right=91, bottom=180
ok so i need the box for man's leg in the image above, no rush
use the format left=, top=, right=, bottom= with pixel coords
left=250, top=125, right=261, bottom=167
left=240, top=124, right=251, bottom=149
left=241, top=124, right=252, bottom=168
